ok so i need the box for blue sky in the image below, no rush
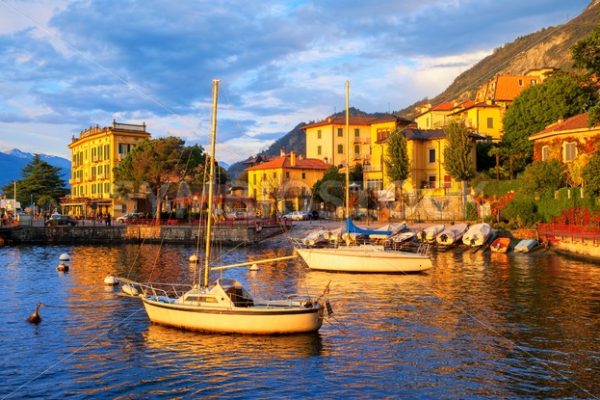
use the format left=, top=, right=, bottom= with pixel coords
left=0, top=0, right=591, bottom=164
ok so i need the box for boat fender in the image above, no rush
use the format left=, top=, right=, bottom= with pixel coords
left=255, top=221, right=262, bottom=232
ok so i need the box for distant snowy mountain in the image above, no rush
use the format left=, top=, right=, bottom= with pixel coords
left=0, top=149, right=71, bottom=188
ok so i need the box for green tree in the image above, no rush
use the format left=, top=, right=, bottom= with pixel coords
left=443, top=121, right=476, bottom=218
left=114, top=137, right=204, bottom=222
left=312, top=166, right=344, bottom=211
left=385, top=128, right=409, bottom=218
left=583, top=148, right=600, bottom=196
left=1, top=155, right=68, bottom=208
left=518, top=159, right=564, bottom=197
left=502, top=74, right=593, bottom=174
left=572, top=23, right=600, bottom=77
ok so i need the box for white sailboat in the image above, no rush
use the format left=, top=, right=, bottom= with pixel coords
left=139, top=80, right=325, bottom=334
left=295, top=81, right=433, bottom=273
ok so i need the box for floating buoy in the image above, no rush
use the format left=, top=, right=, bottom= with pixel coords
left=121, top=283, right=139, bottom=296
left=56, top=263, right=69, bottom=272
left=27, top=303, right=43, bottom=324
left=59, top=253, right=71, bottom=262
left=249, top=263, right=259, bottom=271
left=104, top=275, right=119, bottom=286
left=189, top=254, right=199, bottom=263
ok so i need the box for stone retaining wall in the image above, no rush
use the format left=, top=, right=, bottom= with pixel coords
left=0, top=224, right=285, bottom=245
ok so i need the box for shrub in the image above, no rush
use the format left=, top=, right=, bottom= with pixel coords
left=501, top=195, right=538, bottom=228
left=465, top=202, right=479, bottom=221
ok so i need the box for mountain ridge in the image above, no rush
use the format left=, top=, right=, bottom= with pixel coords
left=0, top=149, right=71, bottom=189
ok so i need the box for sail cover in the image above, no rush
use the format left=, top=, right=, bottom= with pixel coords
left=343, top=218, right=392, bottom=236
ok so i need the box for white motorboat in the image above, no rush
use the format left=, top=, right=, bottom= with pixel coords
left=436, top=223, right=468, bottom=246
left=462, top=223, right=492, bottom=247
left=418, top=224, right=445, bottom=243
left=138, top=80, right=326, bottom=334
left=295, top=81, right=433, bottom=274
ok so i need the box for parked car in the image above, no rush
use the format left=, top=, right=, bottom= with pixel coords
left=225, top=211, right=247, bottom=220
left=116, top=213, right=144, bottom=223
left=45, top=214, right=77, bottom=226
left=310, top=210, right=319, bottom=220
left=282, top=211, right=310, bottom=221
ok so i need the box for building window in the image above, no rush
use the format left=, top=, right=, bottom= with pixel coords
left=253, top=175, right=256, bottom=185
left=317, top=145, right=322, bottom=155
left=105, top=183, right=110, bottom=194
left=444, top=175, right=451, bottom=188
left=531, top=79, right=537, bottom=85
left=354, top=128, right=360, bottom=137
left=302, top=172, right=306, bottom=179
left=354, top=144, right=360, bottom=155
left=317, top=130, right=321, bottom=139
left=518, top=79, right=523, bottom=86
left=487, top=117, right=494, bottom=129
left=428, top=175, right=436, bottom=188
left=273, top=172, right=277, bottom=178
left=563, top=142, right=578, bottom=162
left=337, top=144, right=343, bottom=154
left=541, top=145, right=550, bottom=161
left=285, top=171, right=290, bottom=179
left=428, top=148, right=436, bottom=163
left=337, top=128, right=343, bottom=137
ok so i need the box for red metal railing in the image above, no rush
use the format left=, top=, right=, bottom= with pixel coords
left=537, top=223, right=600, bottom=240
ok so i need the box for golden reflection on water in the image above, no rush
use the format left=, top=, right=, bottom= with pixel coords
left=144, top=324, right=324, bottom=361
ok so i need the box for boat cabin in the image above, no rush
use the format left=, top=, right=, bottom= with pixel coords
left=176, top=279, right=254, bottom=308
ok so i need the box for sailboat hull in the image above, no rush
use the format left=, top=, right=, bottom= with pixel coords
left=296, top=247, right=433, bottom=273
left=141, top=298, right=323, bottom=335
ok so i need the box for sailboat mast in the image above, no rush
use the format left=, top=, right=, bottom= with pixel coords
left=203, top=79, right=219, bottom=288
left=344, top=80, right=350, bottom=221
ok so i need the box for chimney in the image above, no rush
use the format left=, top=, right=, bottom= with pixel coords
left=280, top=148, right=286, bottom=157
left=290, top=151, right=296, bottom=167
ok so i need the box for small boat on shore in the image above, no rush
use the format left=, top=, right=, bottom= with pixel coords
left=436, top=223, right=468, bottom=247
left=418, top=224, right=445, bottom=243
left=490, top=237, right=511, bottom=253
left=300, top=229, right=328, bottom=247
left=462, top=223, right=492, bottom=247
left=390, top=231, right=416, bottom=243
left=514, top=239, right=538, bottom=253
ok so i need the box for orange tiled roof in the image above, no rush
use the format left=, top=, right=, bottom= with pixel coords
left=430, top=101, right=456, bottom=111
left=245, top=154, right=329, bottom=171
left=494, top=75, right=536, bottom=101
left=530, top=112, right=597, bottom=138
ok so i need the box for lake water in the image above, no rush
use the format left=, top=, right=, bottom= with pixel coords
left=0, top=242, right=599, bottom=399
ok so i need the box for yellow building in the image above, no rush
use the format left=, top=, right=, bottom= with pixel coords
left=415, top=101, right=465, bottom=130
left=303, top=116, right=375, bottom=167
left=61, top=120, right=151, bottom=218
left=364, top=127, right=480, bottom=197
left=449, top=101, right=504, bottom=140
left=246, top=151, right=328, bottom=215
